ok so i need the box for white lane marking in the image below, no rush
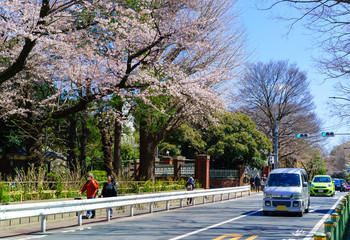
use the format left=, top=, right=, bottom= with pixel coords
left=292, top=229, right=306, bottom=236
left=18, top=235, right=47, bottom=240
left=77, top=227, right=91, bottom=231
left=62, top=226, right=91, bottom=233
left=168, top=209, right=262, bottom=240
left=303, top=196, right=343, bottom=240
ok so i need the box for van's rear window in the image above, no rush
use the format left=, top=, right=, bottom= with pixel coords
left=267, top=173, right=301, bottom=187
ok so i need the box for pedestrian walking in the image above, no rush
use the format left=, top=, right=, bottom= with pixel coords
left=261, top=174, right=267, bottom=191
left=255, top=174, right=261, bottom=192
left=250, top=175, right=255, bottom=191
left=186, top=176, right=195, bottom=205
left=79, top=172, right=99, bottom=219
left=101, top=175, right=118, bottom=217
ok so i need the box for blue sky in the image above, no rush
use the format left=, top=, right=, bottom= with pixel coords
left=237, top=1, right=350, bottom=151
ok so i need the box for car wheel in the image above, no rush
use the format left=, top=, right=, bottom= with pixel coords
left=263, top=211, right=269, bottom=216
left=297, top=211, right=303, bottom=217
left=304, top=199, right=310, bottom=213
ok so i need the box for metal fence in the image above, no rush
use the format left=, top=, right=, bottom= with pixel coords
left=245, top=169, right=262, bottom=178
left=0, top=186, right=250, bottom=233
left=180, top=163, right=195, bottom=177
left=210, top=169, right=238, bottom=179
left=155, top=164, right=174, bottom=176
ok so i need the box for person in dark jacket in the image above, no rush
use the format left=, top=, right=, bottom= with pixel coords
left=255, top=174, right=261, bottom=192
left=101, top=175, right=118, bottom=217
left=186, top=177, right=195, bottom=205
left=250, top=175, right=255, bottom=192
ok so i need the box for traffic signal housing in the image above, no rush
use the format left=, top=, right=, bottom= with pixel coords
left=296, top=133, right=309, bottom=138
left=322, top=132, right=335, bottom=137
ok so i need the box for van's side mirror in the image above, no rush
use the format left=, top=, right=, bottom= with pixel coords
left=303, top=182, right=308, bottom=187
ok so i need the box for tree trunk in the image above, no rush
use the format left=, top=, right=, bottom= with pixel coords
left=99, top=126, right=114, bottom=176
left=113, top=118, right=122, bottom=178
left=79, top=115, right=88, bottom=175
left=67, top=118, right=77, bottom=172
left=25, top=125, right=44, bottom=168
left=138, top=122, right=159, bottom=181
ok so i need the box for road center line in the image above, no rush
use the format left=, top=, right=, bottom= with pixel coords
left=303, top=195, right=343, bottom=240
left=168, top=209, right=262, bottom=240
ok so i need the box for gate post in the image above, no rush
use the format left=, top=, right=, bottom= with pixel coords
left=174, top=156, right=185, bottom=180
left=195, top=154, right=210, bottom=189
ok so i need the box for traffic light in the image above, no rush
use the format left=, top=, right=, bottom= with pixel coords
left=296, top=133, right=309, bottom=138
left=321, top=132, right=335, bottom=137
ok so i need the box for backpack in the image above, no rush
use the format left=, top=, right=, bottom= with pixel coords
left=186, top=182, right=193, bottom=191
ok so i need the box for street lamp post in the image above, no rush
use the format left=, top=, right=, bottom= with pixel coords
left=274, top=120, right=278, bottom=169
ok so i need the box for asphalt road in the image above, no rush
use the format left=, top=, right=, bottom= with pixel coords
left=7, top=191, right=346, bottom=240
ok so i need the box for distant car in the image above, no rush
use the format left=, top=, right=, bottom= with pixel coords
left=310, top=175, right=335, bottom=196
left=346, top=184, right=350, bottom=192
left=334, top=179, right=341, bottom=191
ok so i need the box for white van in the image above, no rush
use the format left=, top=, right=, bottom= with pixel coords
left=262, top=168, right=310, bottom=217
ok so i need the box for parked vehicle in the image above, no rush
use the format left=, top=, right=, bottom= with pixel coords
left=263, top=168, right=310, bottom=217
left=310, top=175, right=335, bottom=196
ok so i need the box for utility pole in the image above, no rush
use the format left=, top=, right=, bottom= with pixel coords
left=274, top=120, right=278, bottom=169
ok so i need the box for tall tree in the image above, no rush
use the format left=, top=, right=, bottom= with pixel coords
left=133, top=0, right=247, bottom=180
left=205, top=112, right=272, bottom=169
left=1, top=0, right=229, bottom=167
left=263, top=0, right=350, bottom=78
left=233, top=60, right=322, bottom=167
left=159, top=124, right=206, bottom=159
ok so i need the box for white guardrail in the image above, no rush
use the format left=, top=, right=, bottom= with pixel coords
left=0, top=186, right=250, bottom=232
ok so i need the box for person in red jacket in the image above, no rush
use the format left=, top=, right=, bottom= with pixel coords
left=79, top=172, right=99, bottom=218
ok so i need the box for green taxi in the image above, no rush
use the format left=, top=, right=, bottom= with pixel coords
left=310, top=175, right=335, bottom=196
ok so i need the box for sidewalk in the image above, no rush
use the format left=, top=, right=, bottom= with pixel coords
left=0, top=215, right=109, bottom=238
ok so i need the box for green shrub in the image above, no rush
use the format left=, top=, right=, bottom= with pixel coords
left=0, top=183, right=10, bottom=203
left=89, top=170, right=107, bottom=182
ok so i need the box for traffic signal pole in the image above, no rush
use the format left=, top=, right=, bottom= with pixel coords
left=274, top=120, right=278, bottom=169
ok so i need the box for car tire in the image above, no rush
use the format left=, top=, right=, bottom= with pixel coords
left=263, top=211, right=269, bottom=216
left=304, top=199, right=310, bottom=213
left=297, top=211, right=303, bottom=217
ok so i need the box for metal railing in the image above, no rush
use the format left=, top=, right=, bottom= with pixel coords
left=0, top=186, right=250, bottom=233
left=313, top=192, right=350, bottom=240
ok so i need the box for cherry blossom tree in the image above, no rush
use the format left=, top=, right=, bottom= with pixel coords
left=133, top=0, right=247, bottom=180
left=0, top=0, right=246, bottom=173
